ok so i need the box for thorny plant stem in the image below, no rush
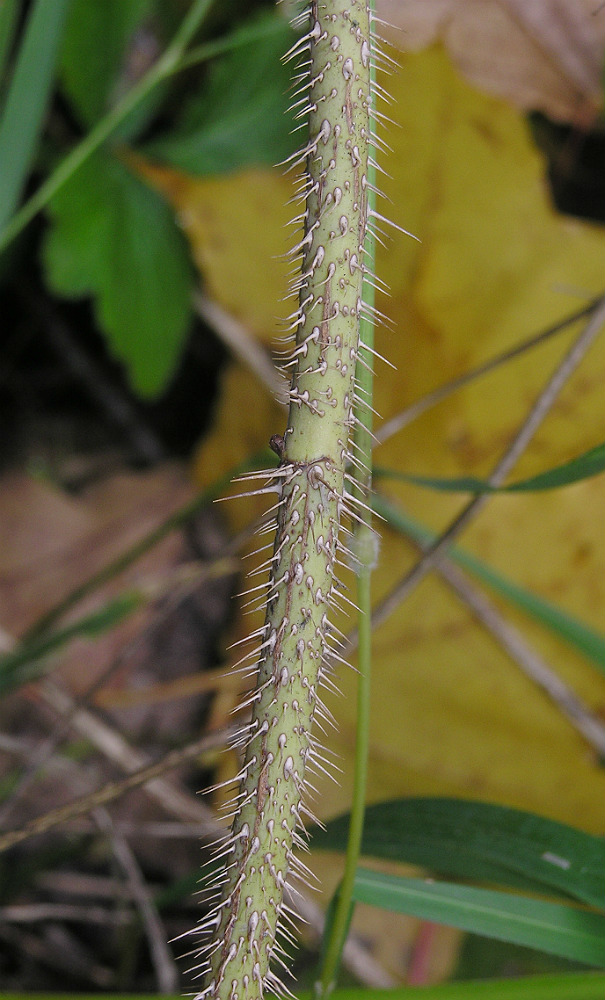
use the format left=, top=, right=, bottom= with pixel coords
left=196, top=4, right=374, bottom=997
left=318, top=8, right=378, bottom=989
left=19, top=293, right=597, bottom=648
left=0, top=0, right=214, bottom=254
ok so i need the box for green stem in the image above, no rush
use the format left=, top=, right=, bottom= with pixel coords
left=197, top=4, right=373, bottom=997
left=317, top=10, right=378, bottom=988
left=0, top=0, right=214, bottom=254
left=0, top=0, right=21, bottom=79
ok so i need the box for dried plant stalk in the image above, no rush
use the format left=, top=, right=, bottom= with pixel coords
left=195, top=3, right=374, bottom=997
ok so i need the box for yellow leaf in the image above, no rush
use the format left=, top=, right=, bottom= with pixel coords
left=150, top=48, right=605, bottom=831
left=193, top=362, right=284, bottom=530
left=135, top=160, right=297, bottom=345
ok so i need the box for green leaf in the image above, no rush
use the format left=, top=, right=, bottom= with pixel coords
left=374, top=497, right=605, bottom=671
left=0, top=0, right=70, bottom=230
left=42, top=150, right=193, bottom=398
left=314, top=798, right=605, bottom=909
left=375, top=442, right=605, bottom=495
left=353, top=870, right=605, bottom=967
left=145, top=11, right=298, bottom=175
left=0, top=0, right=214, bottom=256
left=59, top=0, right=154, bottom=129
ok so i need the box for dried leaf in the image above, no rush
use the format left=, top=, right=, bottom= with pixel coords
left=0, top=466, right=193, bottom=697
left=378, top=0, right=605, bottom=125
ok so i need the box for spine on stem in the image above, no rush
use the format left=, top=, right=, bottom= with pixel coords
left=195, top=3, right=373, bottom=997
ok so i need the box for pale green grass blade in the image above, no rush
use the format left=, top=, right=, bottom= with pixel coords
left=375, top=496, right=605, bottom=670
left=0, top=0, right=70, bottom=230
left=375, top=442, right=604, bottom=495
left=178, top=10, right=296, bottom=70
left=353, top=870, right=605, bottom=966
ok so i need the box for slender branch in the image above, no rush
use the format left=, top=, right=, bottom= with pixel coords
left=20, top=455, right=262, bottom=644
left=379, top=494, right=605, bottom=758
left=94, top=808, right=178, bottom=993
left=0, top=557, right=239, bottom=826
left=194, top=292, right=288, bottom=403
left=375, top=296, right=602, bottom=447
left=0, top=903, right=131, bottom=925
left=438, top=559, right=605, bottom=758
left=0, top=721, right=229, bottom=855
left=18, top=287, right=599, bottom=650
left=0, top=683, right=394, bottom=988
left=21, top=281, right=165, bottom=463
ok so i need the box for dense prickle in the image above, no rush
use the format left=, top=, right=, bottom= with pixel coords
left=286, top=5, right=370, bottom=467
left=196, top=4, right=371, bottom=998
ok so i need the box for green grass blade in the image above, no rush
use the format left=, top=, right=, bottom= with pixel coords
left=315, top=798, right=605, bottom=908
left=375, top=496, right=605, bottom=671
left=319, top=972, right=605, bottom=1000
left=375, top=442, right=604, bottom=495
left=145, top=10, right=297, bottom=175
left=0, top=592, right=142, bottom=694
left=177, top=10, right=294, bottom=71
left=4, top=979, right=605, bottom=1000
left=353, top=870, right=605, bottom=967
left=0, top=0, right=70, bottom=230
left=0, top=0, right=20, bottom=85
left=451, top=550, right=605, bottom=669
